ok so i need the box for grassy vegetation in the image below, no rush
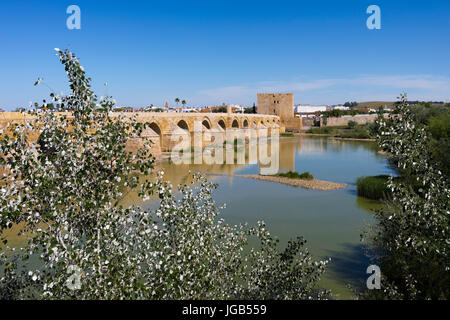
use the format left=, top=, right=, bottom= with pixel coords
left=280, top=132, right=294, bottom=137
left=306, top=123, right=377, bottom=139
left=320, top=109, right=369, bottom=117
left=306, top=127, right=336, bottom=135
left=337, top=126, right=373, bottom=139
left=356, top=175, right=391, bottom=200
left=412, top=104, right=450, bottom=177
left=276, top=171, right=314, bottom=180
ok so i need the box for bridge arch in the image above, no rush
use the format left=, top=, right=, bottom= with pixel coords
left=177, top=119, right=189, bottom=131
left=231, top=119, right=239, bottom=128
left=202, top=118, right=212, bottom=130
left=218, top=119, right=226, bottom=130
left=148, top=122, right=162, bottom=136
left=243, top=119, right=249, bottom=128
left=147, top=122, right=163, bottom=150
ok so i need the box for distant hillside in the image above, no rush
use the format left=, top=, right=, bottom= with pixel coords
left=356, top=101, right=448, bottom=108
left=356, top=101, right=396, bottom=107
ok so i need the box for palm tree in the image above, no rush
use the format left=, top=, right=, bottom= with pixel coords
left=175, top=98, right=180, bottom=108
left=181, top=100, right=186, bottom=108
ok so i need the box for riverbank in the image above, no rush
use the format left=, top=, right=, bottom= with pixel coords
left=301, top=133, right=376, bottom=141
left=303, top=124, right=377, bottom=140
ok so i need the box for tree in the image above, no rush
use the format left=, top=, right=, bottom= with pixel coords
left=0, top=49, right=329, bottom=300
left=347, top=120, right=357, bottom=128
left=175, top=98, right=180, bottom=108
left=181, top=100, right=186, bottom=108
left=0, top=49, right=155, bottom=299
left=344, top=101, right=358, bottom=108
left=363, top=94, right=449, bottom=299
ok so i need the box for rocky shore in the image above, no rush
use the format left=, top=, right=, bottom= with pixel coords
left=207, top=173, right=347, bottom=191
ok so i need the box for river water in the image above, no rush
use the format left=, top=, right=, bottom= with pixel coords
left=141, top=136, right=394, bottom=299
left=2, top=136, right=394, bottom=299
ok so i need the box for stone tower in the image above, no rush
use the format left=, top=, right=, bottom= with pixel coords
left=257, top=93, right=294, bottom=121
left=257, top=93, right=302, bottom=131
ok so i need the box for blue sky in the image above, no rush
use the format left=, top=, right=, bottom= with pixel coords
left=0, top=0, right=449, bottom=109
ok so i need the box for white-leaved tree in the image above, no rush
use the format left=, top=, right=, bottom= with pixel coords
left=365, top=94, right=449, bottom=299
left=0, top=49, right=329, bottom=299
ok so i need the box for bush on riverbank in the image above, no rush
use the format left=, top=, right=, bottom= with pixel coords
left=277, top=171, right=314, bottom=180
left=356, top=175, right=390, bottom=200
left=347, top=120, right=357, bottom=128
left=306, top=127, right=335, bottom=135
left=306, top=123, right=377, bottom=139
left=338, top=126, right=372, bottom=139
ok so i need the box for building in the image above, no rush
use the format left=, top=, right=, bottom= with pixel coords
left=257, top=93, right=294, bottom=120
left=229, top=104, right=245, bottom=113
left=294, top=105, right=327, bottom=114
left=330, top=105, right=350, bottom=111
left=257, top=93, right=302, bottom=131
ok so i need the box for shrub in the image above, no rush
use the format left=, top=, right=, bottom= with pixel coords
left=277, top=171, right=314, bottom=180
left=347, top=120, right=358, bottom=128
left=306, top=127, right=335, bottom=135
left=356, top=175, right=390, bottom=200
left=212, top=107, right=227, bottom=113
left=339, top=126, right=372, bottom=139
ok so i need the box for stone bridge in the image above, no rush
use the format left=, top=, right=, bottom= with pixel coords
left=128, top=112, right=282, bottom=155
left=0, top=111, right=282, bottom=156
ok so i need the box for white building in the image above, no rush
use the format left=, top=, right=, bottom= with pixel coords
left=294, top=105, right=327, bottom=114
left=229, top=104, right=245, bottom=113
left=331, top=105, right=350, bottom=110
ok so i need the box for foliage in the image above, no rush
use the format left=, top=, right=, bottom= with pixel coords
left=212, top=107, right=227, bottom=113
left=363, top=94, right=449, bottom=299
left=277, top=171, right=314, bottom=181
left=356, top=175, right=390, bottom=200
left=427, top=110, right=450, bottom=177
left=0, top=49, right=329, bottom=300
left=320, top=109, right=366, bottom=118
left=306, top=127, right=335, bottom=135
left=306, top=124, right=377, bottom=139
left=0, top=49, right=154, bottom=299
left=337, top=126, right=372, bottom=139
left=344, top=101, right=358, bottom=108
left=280, top=132, right=294, bottom=137
left=347, top=120, right=358, bottom=129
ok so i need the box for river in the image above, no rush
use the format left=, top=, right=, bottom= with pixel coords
left=140, top=136, right=394, bottom=299
left=2, top=135, right=394, bottom=299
